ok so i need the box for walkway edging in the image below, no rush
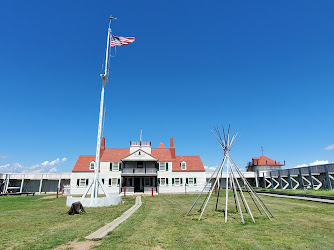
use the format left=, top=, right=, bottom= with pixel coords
left=259, top=193, right=334, bottom=204
left=85, top=196, right=142, bottom=240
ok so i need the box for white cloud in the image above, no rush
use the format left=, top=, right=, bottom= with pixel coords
left=49, top=167, right=57, bottom=173
left=0, top=155, right=10, bottom=159
left=324, top=145, right=334, bottom=151
left=293, top=164, right=308, bottom=168
left=293, top=160, right=329, bottom=168
left=205, top=166, right=218, bottom=172
left=0, top=157, right=67, bottom=173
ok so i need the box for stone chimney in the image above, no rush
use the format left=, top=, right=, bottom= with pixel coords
left=170, top=137, right=175, bottom=158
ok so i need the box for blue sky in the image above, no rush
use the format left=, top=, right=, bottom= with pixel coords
left=0, top=0, right=333, bottom=173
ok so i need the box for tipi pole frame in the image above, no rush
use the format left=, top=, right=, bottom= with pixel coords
left=229, top=156, right=273, bottom=217
left=215, top=175, right=221, bottom=211
left=230, top=160, right=255, bottom=223
left=198, top=159, right=225, bottom=220
left=187, top=125, right=273, bottom=223
left=215, top=161, right=224, bottom=211
left=230, top=167, right=238, bottom=212
left=224, top=162, right=229, bottom=222
left=229, top=163, right=244, bottom=224
left=229, top=157, right=273, bottom=220
left=186, top=157, right=225, bottom=216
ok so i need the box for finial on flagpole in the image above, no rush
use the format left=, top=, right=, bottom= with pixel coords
left=108, top=14, right=117, bottom=28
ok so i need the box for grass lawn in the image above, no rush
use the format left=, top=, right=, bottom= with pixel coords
left=97, top=192, right=334, bottom=249
left=1, top=193, right=334, bottom=249
left=0, top=195, right=135, bottom=249
left=259, top=188, right=334, bottom=196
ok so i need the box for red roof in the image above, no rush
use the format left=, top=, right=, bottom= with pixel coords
left=73, top=156, right=96, bottom=172
left=172, top=156, right=205, bottom=171
left=158, top=141, right=166, bottom=149
left=151, top=148, right=173, bottom=161
left=72, top=138, right=205, bottom=172
left=252, top=155, right=284, bottom=166
left=100, top=148, right=130, bottom=162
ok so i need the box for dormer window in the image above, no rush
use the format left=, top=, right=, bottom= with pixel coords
left=181, top=161, right=186, bottom=170
left=90, top=161, right=95, bottom=170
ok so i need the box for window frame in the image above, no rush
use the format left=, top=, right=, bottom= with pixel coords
left=78, top=179, right=87, bottom=187
left=112, top=162, right=119, bottom=171
left=159, top=162, right=166, bottom=171
left=90, top=161, right=95, bottom=170
left=111, top=178, right=118, bottom=187
left=181, top=161, right=186, bottom=170
left=144, top=178, right=150, bottom=186
left=160, top=178, right=166, bottom=186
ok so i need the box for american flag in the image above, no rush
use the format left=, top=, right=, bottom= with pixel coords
left=110, top=35, right=135, bottom=47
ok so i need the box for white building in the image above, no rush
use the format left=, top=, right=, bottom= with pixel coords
left=70, top=137, right=206, bottom=195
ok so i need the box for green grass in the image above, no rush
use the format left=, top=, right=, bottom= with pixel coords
left=1, top=193, right=334, bottom=249
left=97, top=192, right=334, bottom=249
left=0, top=195, right=135, bottom=249
left=259, top=188, right=334, bottom=196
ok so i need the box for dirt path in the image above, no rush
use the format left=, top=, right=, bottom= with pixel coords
left=55, top=239, right=100, bottom=250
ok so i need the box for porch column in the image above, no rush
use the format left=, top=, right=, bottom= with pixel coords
left=288, top=169, right=292, bottom=189
left=270, top=172, right=273, bottom=188
left=308, top=167, right=314, bottom=189
left=324, top=165, right=332, bottom=190
left=278, top=170, right=282, bottom=189
left=255, top=171, right=259, bottom=188
left=58, top=178, right=61, bottom=190
left=5, top=174, right=10, bottom=193
left=299, top=168, right=304, bottom=189
left=263, top=172, right=266, bottom=188
left=20, top=177, right=25, bottom=193
left=39, top=175, right=43, bottom=194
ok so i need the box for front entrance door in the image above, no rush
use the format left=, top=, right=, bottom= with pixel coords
left=134, top=178, right=141, bottom=192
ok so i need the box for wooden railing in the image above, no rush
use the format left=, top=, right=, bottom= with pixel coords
left=122, top=168, right=157, bottom=174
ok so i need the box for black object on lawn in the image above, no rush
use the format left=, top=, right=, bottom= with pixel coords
left=67, top=202, right=86, bottom=215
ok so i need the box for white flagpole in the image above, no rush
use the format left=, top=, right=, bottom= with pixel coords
left=82, top=16, right=114, bottom=202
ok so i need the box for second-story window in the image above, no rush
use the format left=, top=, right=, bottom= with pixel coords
left=159, top=162, right=168, bottom=171
left=111, top=162, right=119, bottom=171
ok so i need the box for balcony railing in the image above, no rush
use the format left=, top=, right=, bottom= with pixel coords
left=122, top=168, right=157, bottom=174
left=130, top=141, right=151, bottom=147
